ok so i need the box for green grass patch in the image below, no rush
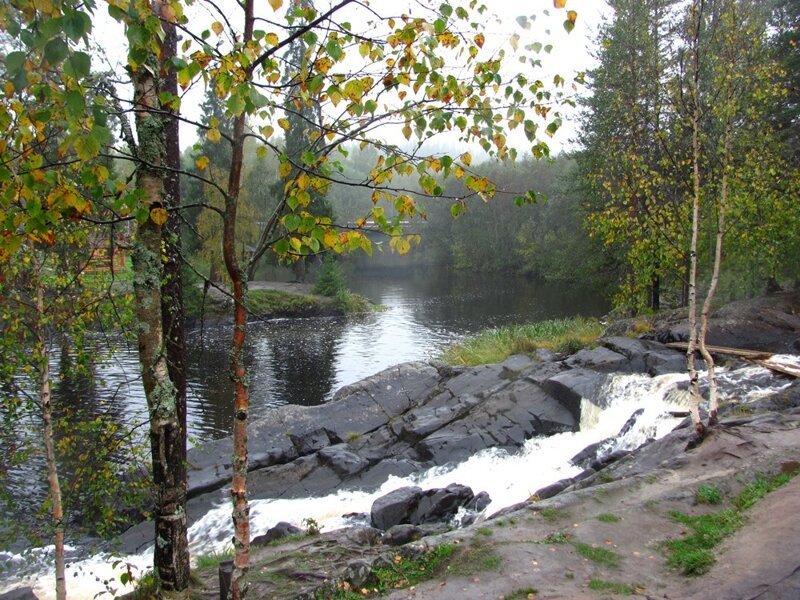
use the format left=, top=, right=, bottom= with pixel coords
left=194, top=547, right=234, bottom=570
left=504, top=588, right=539, bottom=599
left=539, top=507, right=570, bottom=522
left=445, top=541, right=502, bottom=577
left=247, top=288, right=322, bottom=316
left=476, top=527, right=493, bottom=537
left=587, top=579, right=636, bottom=595
left=573, top=542, right=621, bottom=568
left=664, top=471, right=797, bottom=575
left=537, top=532, right=571, bottom=544
left=695, top=484, right=723, bottom=505
left=439, top=317, right=602, bottom=366
left=326, top=544, right=456, bottom=598
left=596, top=513, right=621, bottom=523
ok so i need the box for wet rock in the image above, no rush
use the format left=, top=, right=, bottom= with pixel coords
left=370, top=486, right=424, bottom=530
left=409, top=483, right=475, bottom=525
left=252, top=521, right=302, bottom=547
left=601, top=336, right=684, bottom=375
left=467, top=491, right=492, bottom=512
left=370, top=484, right=485, bottom=530
left=318, top=444, right=369, bottom=478
left=564, top=347, right=630, bottom=372
left=541, top=368, right=609, bottom=415
left=290, top=427, right=334, bottom=456
left=534, top=348, right=559, bottom=362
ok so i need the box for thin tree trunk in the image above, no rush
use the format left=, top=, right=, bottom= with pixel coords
left=698, top=81, right=733, bottom=428
left=685, top=0, right=705, bottom=436
left=132, top=48, right=190, bottom=596
left=35, top=269, right=66, bottom=600
left=225, top=4, right=254, bottom=597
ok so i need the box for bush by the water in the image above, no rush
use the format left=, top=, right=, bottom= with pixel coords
left=313, top=256, right=346, bottom=297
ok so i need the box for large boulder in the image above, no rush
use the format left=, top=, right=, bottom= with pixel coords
left=370, top=484, right=489, bottom=530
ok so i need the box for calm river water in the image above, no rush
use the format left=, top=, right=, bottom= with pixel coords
left=184, top=269, right=609, bottom=440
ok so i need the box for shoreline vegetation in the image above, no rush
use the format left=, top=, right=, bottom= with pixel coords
left=440, top=317, right=604, bottom=366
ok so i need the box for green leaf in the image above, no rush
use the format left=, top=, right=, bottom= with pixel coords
left=284, top=214, right=301, bottom=231
left=227, top=93, right=246, bottom=116
left=64, top=52, right=91, bottom=78
left=274, top=238, right=290, bottom=255
left=563, top=19, right=575, bottom=33
left=63, top=10, right=92, bottom=42
left=5, top=51, right=27, bottom=75
left=65, top=90, right=85, bottom=119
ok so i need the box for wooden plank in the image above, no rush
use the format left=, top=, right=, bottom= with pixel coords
left=753, top=358, right=800, bottom=379
left=665, top=342, right=774, bottom=360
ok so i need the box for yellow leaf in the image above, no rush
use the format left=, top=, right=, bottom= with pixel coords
left=460, top=152, right=472, bottom=166
left=279, top=161, right=292, bottom=178
left=554, top=0, right=567, bottom=8
left=195, top=156, right=209, bottom=170
left=265, top=32, right=279, bottom=46
left=474, top=33, right=485, bottom=49
left=207, top=127, right=222, bottom=143
left=567, top=10, right=578, bottom=24
left=454, top=165, right=465, bottom=179
left=314, top=57, right=334, bottom=75
left=278, top=118, right=290, bottom=131
left=296, top=173, right=311, bottom=190
left=150, top=207, right=168, bottom=225
left=211, top=21, right=223, bottom=35
left=510, top=34, right=520, bottom=51
left=260, top=125, right=274, bottom=139
left=268, top=0, right=283, bottom=11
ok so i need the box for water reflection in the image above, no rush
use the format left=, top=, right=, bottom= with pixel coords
left=184, top=270, right=608, bottom=441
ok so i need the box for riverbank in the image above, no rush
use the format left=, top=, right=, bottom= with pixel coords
left=185, top=280, right=374, bottom=327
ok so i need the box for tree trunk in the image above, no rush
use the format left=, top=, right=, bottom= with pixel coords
left=698, top=67, right=734, bottom=428
left=132, top=48, right=190, bottom=596
left=685, top=0, right=705, bottom=437
left=35, top=269, right=66, bottom=600
left=159, top=6, right=188, bottom=465
left=224, top=5, right=254, bottom=597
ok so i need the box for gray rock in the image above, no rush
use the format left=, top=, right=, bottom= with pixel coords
left=541, top=368, right=609, bottom=415
left=252, top=521, right=302, bottom=546
left=343, top=560, right=375, bottom=588
left=318, top=444, right=369, bottom=478
left=564, top=347, right=630, bottom=372
left=602, top=336, right=685, bottom=375
left=409, top=483, right=475, bottom=525
left=339, top=526, right=382, bottom=547
left=0, top=589, right=38, bottom=600
left=370, top=486, right=423, bottom=530
left=289, top=427, right=333, bottom=455
left=382, top=524, right=424, bottom=546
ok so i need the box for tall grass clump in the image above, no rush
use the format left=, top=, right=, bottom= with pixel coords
left=440, top=317, right=602, bottom=366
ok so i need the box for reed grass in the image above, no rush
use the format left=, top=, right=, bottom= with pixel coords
left=440, top=317, right=602, bottom=366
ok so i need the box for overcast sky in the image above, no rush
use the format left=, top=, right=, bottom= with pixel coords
left=92, top=0, right=611, bottom=155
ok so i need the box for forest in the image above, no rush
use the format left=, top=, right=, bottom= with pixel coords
left=0, top=0, right=798, bottom=599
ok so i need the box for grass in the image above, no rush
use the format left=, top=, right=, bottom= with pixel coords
left=194, top=547, right=234, bottom=570
left=537, top=532, right=571, bottom=544
left=504, top=588, right=539, bottom=599
left=247, top=289, right=324, bottom=316
left=587, top=579, right=637, bottom=595
left=573, top=542, right=621, bottom=568
left=695, top=484, right=723, bottom=505
left=439, top=317, right=602, bottom=366
left=596, top=513, right=621, bottom=523
left=476, top=527, right=494, bottom=536
left=664, top=471, right=797, bottom=575
left=539, top=507, right=570, bottom=522
left=328, top=544, right=457, bottom=598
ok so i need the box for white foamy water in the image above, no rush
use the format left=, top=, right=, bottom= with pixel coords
left=2, top=359, right=796, bottom=600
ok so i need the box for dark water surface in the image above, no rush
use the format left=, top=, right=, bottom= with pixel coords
left=185, top=269, right=608, bottom=440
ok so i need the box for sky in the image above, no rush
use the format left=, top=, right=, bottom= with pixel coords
left=91, top=0, right=611, bottom=156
